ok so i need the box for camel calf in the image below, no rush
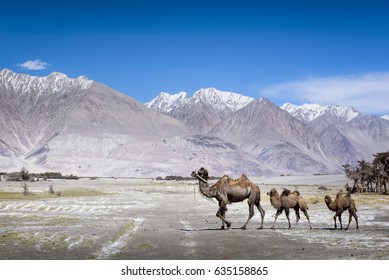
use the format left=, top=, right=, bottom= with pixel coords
left=267, top=188, right=312, bottom=229
left=324, top=192, right=359, bottom=230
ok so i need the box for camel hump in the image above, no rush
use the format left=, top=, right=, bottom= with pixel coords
left=336, top=192, right=343, bottom=199
left=237, top=174, right=249, bottom=183
left=292, top=190, right=300, bottom=196
left=281, top=189, right=291, bottom=196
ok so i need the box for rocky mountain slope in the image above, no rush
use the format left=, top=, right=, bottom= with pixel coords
left=0, top=70, right=270, bottom=177
left=282, top=103, right=389, bottom=166
left=2, top=69, right=388, bottom=177
left=147, top=89, right=389, bottom=174
left=146, top=88, right=254, bottom=133
left=209, top=98, right=339, bottom=174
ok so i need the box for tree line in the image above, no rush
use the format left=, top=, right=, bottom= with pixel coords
left=0, top=168, right=78, bottom=181
left=343, top=152, right=389, bottom=194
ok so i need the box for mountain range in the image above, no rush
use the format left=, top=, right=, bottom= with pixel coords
left=1, top=69, right=389, bottom=177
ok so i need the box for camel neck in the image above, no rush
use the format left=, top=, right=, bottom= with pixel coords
left=270, top=196, right=282, bottom=209
left=197, top=179, right=213, bottom=198
left=196, top=174, right=207, bottom=183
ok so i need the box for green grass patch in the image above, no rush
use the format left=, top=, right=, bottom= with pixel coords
left=138, top=243, right=153, bottom=250
left=0, top=231, right=35, bottom=246
left=40, top=235, right=70, bottom=252
left=61, top=189, right=105, bottom=197
left=0, top=192, right=58, bottom=201
left=0, top=188, right=105, bottom=201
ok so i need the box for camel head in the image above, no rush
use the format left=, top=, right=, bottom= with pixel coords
left=267, top=188, right=279, bottom=197
left=324, top=195, right=332, bottom=205
left=191, top=167, right=209, bottom=182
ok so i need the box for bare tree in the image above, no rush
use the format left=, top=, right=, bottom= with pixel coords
left=21, top=182, right=30, bottom=195
left=20, top=167, right=30, bottom=181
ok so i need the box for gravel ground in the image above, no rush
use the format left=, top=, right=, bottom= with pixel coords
left=0, top=176, right=388, bottom=260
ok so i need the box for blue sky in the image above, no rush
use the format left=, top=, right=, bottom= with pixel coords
left=1, top=0, right=389, bottom=115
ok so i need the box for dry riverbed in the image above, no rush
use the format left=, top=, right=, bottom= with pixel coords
left=0, top=175, right=388, bottom=260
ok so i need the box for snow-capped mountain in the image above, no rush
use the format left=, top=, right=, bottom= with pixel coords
left=145, top=91, right=188, bottom=113
left=146, top=88, right=255, bottom=133
left=281, top=102, right=389, bottom=167
left=0, top=69, right=92, bottom=95
left=0, top=70, right=272, bottom=177
left=210, top=98, right=339, bottom=174
left=1, top=69, right=388, bottom=177
left=192, top=88, right=255, bottom=114
left=382, top=115, right=389, bottom=121
left=147, top=88, right=254, bottom=116
left=281, top=103, right=360, bottom=123
left=147, top=87, right=389, bottom=174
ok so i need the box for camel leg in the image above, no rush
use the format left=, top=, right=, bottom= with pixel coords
left=255, top=202, right=265, bottom=229
left=347, top=209, right=359, bottom=229
left=272, top=209, right=283, bottom=229
left=220, top=209, right=226, bottom=229
left=241, top=202, right=254, bottom=230
left=294, top=208, right=300, bottom=228
left=285, top=208, right=291, bottom=229
left=353, top=211, right=359, bottom=229
left=302, top=209, right=313, bottom=229
left=345, top=211, right=352, bottom=230
left=218, top=201, right=226, bottom=229
left=333, top=213, right=337, bottom=229
left=337, top=210, right=343, bottom=229
left=216, top=202, right=231, bottom=229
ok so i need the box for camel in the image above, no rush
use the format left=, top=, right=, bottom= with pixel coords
left=191, top=167, right=265, bottom=230
left=267, top=188, right=312, bottom=229
left=324, top=192, right=359, bottom=230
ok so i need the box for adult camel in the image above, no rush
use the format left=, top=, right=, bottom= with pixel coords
left=191, top=167, right=265, bottom=230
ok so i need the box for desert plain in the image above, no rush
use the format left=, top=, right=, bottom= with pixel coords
left=0, top=174, right=388, bottom=260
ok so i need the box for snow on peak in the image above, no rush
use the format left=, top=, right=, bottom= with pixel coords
left=0, top=69, right=93, bottom=95
left=145, top=91, right=188, bottom=113
left=381, top=115, right=389, bottom=121
left=48, top=72, right=69, bottom=79
left=281, top=103, right=359, bottom=123
left=193, top=87, right=254, bottom=112
left=147, top=87, right=255, bottom=114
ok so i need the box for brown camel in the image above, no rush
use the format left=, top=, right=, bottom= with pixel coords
left=324, top=192, right=359, bottom=230
left=191, top=167, right=265, bottom=230
left=267, top=188, right=312, bottom=229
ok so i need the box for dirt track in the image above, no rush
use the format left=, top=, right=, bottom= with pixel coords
left=0, top=176, right=388, bottom=260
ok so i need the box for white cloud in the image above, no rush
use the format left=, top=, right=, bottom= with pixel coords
left=260, top=72, right=389, bottom=115
left=17, top=59, right=51, bottom=70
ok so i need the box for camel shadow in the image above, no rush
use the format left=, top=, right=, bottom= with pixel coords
left=269, top=227, right=358, bottom=231
left=177, top=228, right=221, bottom=232
left=177, top=227, right=267, bottom=231
left=177, top=227, right=359, bottom=232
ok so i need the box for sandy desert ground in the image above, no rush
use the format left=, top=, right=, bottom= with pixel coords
left=0, top=175, right=388, bottom=260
